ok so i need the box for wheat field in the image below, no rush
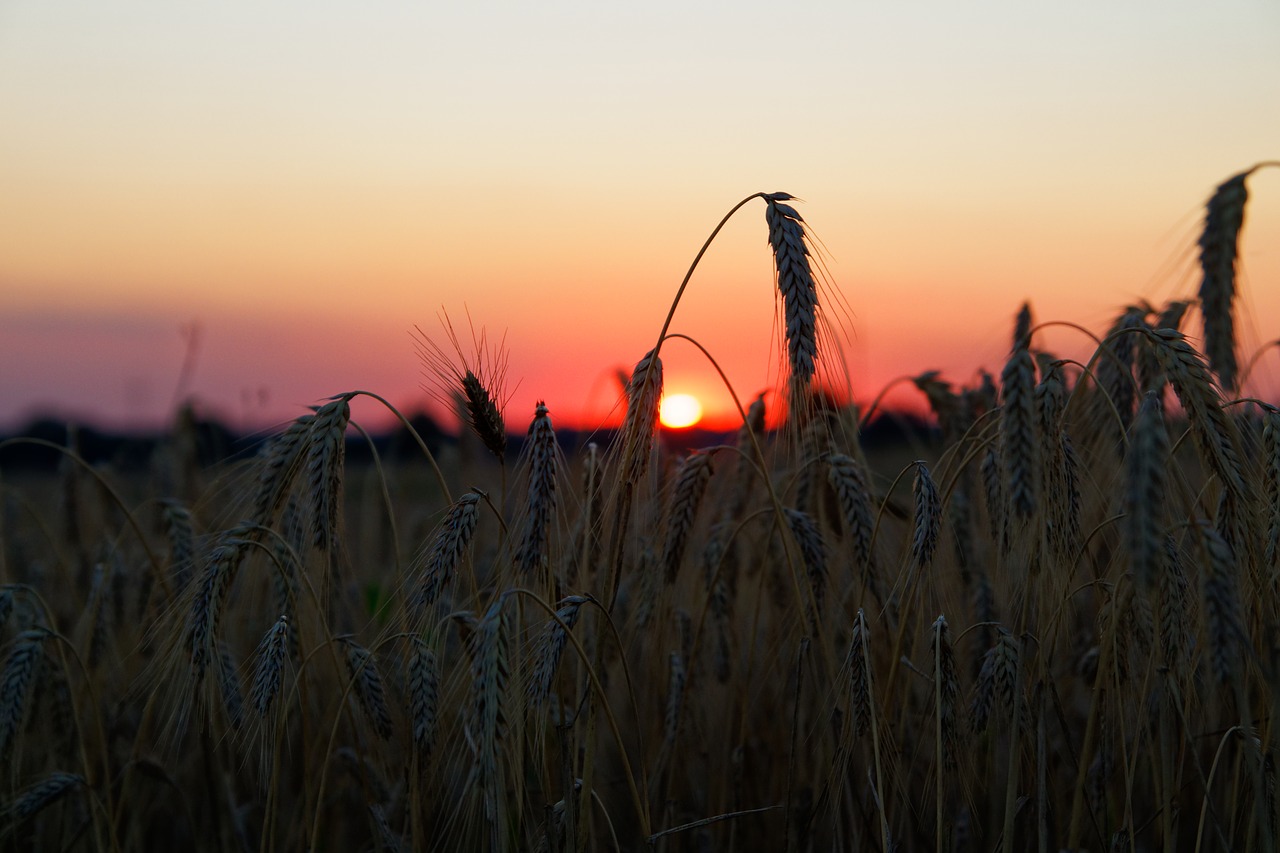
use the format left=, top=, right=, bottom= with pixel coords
left=1, top=174, right=1279, bottom=852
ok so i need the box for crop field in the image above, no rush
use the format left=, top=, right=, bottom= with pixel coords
left=1, top=173, right=1279, bottom=851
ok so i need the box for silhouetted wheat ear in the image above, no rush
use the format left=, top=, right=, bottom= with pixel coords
left=847, top=609, right=873, bottom=739
left=932, top=615, right=960, bottom=768
left=1198, top=170, right=1250, bottom=392
left=1097, top=306, right=1145, bottom=432
left=662, top=452, right=713, bottom=585
left=664, top=650, right=687, bottom=747
left=161, top=499, right=196, bottom=592
left=407, top=638, right=439, bottom=760
left=470, top=598, right=510, bottom=822
left=1149, top=328, right=1246, bottom=498
left=250, top=616, right=289, bottom=718
left=1159, top=536, right=1193, bottom=680
left=342, top=638, right=394, bottom=739
left=827, top=453, right=878, bottom=587
left=516, top=402, right=557, bottom=579
left=1036, top=364, right=1078, bottom=558
left=0, top=629, right=47, bottom=765
left=216, top=641, right=244, bottom=730
left=1200, top=522, right=1246, bottom=686
left=764, top=193, right=819, bottom=396
left=462, top=369, right=507, bottom=461
left=252, top=412, right=314, bottom=526
left=620, top=350, right=663, bottom=490
left=187, top=537, right=248, bottom=682
left=1267, top=410, right=1280, bottom=570
left=785, top=507, right=828, bottom=619
left=527, top=595, right=587, bottom=711
left=970, top=627, right=1019, bottom=735
left=306, top=396, right=350, bottom=551
left=1, top=771, right=84, bottom=824
left=1001, top=304, right=1038, bottom=519
left=1125, top=392, right=1169, bottom=594
left=911, top=461, right=941, bottom=571
left=415, top=491, right=481, bottom=613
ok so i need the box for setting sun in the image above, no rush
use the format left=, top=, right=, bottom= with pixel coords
left=659, top=393, right=703, bottom=429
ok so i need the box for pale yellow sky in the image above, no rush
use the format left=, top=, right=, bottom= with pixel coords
left=1, top=1, right=1277, bottom=430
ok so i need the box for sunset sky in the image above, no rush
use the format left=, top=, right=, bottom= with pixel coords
left=1, top=1, right=1278, bottom=435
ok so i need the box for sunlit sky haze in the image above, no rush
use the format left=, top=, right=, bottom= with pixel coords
left=1, top=1, right=1278, bottom=435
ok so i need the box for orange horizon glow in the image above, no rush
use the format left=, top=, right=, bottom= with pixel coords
left=1, top=3, right=1277, bottom=435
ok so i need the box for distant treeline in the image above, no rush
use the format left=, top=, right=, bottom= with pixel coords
left=0, top=407, right=933, bottom=472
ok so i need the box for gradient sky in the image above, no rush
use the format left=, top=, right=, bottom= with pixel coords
left=1, top=1, right=1278, bottom=434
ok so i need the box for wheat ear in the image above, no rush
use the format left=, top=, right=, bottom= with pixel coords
left=1198, top=170, right=1250, bottom=392
left=764, top=193, right=819, bottom=406
left=1001, top=303, right=1038, bottom=519
left=1149, top=328, right=1246, bottom=498
left=662, top=452, right=714, bottom=585
left=516, top=402, right=558, bottom=580
left=1125, top=392, right=1169, bottom=593
left=1, top=771, right=84, bottom=826
left=414, top=491, right=481, bottom=612
left=407, top=637, right=439, bottom=760
left=341, top=637, right=394, bottom=740
left=0, top=628, right=47, bottom=765
left=306, top=396, right=350, bottom=551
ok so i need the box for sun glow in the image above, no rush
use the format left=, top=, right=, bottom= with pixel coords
left=659, top=393, right=703, bottom=429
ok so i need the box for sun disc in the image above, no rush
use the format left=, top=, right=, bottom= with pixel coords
left=659, top=393, right=703, bottom=429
